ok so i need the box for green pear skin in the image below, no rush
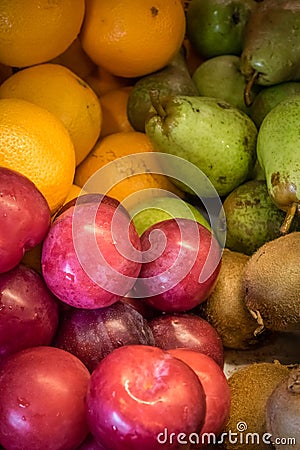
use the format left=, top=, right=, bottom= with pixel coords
left=145, top=95, right=257, bottom=197
left=257, top=94, right=300, bottom=232
left=127, top=49, right=198, bottom=132
left=192, top=54, right=259, bottom=114
left=250, top=81, right=300, bottom=128
left=241, top=0, right=300, bottom=86
left=223, top=180, right=296, bottom=255
left=130, top=196, right=210, bottom=236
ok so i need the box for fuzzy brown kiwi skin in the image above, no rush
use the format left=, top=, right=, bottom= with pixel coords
left=199, top=249, right=266, bottom=350
left=242, top=232, right=300, bottom=333
left=224, top=362, right=290, bottom=450
left=266, top=365, right=300, bottom=449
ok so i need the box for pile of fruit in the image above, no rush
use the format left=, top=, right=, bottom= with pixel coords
left=0, top=1, right=299, bottom=449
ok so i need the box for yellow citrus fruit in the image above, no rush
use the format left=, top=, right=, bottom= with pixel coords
left=50, top=37, right=96, bottom=80
left=0, top=63, right=102, bottom=165
left=85, top=65, right=133, bottom=97
left=99, top=86, right=134, bottom=137
left=80, top=0, right=186, bottom=78
left=75, top=131, right=183, bottom=204
left=0, top=98, right=76, bottom=213
left=0, top=0, right=85, bottom=68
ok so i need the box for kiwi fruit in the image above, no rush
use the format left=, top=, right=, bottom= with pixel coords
left=224, top=362, right=290, bottom=450
left=199, top=249, right=265, bottom=350
left=243, top=232, right=300, bottom=333
left=266, top=365, right=300, bottom=449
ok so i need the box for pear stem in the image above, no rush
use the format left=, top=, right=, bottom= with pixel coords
left=244, top=70, right=259, bottom=107
left=149, top=89, right=167, bottom=118
left=280, top=202, right=298, bottom=234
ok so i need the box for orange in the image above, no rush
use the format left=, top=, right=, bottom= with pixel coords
left=0, top=0, right=85, bottom=68
left=80, top=0, right=186, bottom=78
left=99, top=86, right=134, bottom=137
left=50, top=37, right=96, bottom=80
left=0, top=63, right=102, bottom=165
left=75, top=131, right=183, bottom=204
left=85, top=65, right=134, bottom=97
left=0, top=98, right=76, bottom=213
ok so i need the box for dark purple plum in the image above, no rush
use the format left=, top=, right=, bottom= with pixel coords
left=54, top=300, right=155, bottom=372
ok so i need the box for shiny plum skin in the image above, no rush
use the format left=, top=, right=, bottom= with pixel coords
left=0, top=264, right=59, bottom=362
left=149, top=313, right=224, bottom=367
left=42, top=197, right=142, bottom=309
left=169, top=349, right=231, bottom=447
left=0, top=167, right=51, bottom=273
left=134, top=219, right=221, bottom=312
left=86, top=345, right=206, bottom=450
left=0, top=346, right=90, bottom=450
left=54, top=300, right=155, bottom=372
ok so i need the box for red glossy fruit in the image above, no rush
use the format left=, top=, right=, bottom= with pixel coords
left=149, top=313, right=224, bottom=367
left=42, top=194, right=142, bottom=309
left=169, top=349, right=231, bottom=447
left=86, top=345, right=206, bottom=450
left=0, top=167, right=51, bottom=273
left=54, top=300, right=155, bottom=372
left=133, top=219, right=221, bottom=312
left=0, top=346, right=90, bottom=450
left=0, top=264, right=59, bottom=362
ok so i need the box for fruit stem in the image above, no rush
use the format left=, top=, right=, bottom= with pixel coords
left=149, top=89, right=167, bottom=118
left=249, top=309, right=265, bottom=336
left=244, top=70, right=259, bottom=107
left=280, top=202, right=298, bottom=234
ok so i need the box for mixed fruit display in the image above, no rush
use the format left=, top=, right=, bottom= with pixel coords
left=0, top=0, right=299, bottom=449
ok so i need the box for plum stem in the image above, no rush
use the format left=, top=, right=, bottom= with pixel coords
left=280, top=202, right=298, bottom=234
left=244, top=70, right=259, bottom=107
left=149, top=89, right=167, bottom=118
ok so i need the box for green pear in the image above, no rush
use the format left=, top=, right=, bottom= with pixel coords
left=223, top=180, right=299, bottom=255
left=186, top=0, right=257, bottom=58
left=250, top=81, right=300, bottom=128
left=129, top=195, right=210, bottom=236
left=257, top=94, right=300, bottom=233
left=241, top=0, right=300, bottom=105
left=145, top=94, right=257, bottom=197
left=127, top=49, right=199, bottom=132
left=192, top=55, right=261, bottom=114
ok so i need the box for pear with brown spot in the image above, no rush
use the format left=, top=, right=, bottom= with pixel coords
left=257, top=94, right=300, bottom=233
